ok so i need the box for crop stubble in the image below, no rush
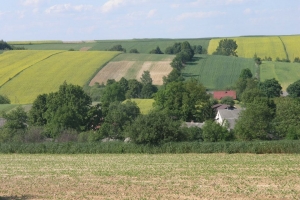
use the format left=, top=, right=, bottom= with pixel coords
left=0, top=154, right=299, bottom=199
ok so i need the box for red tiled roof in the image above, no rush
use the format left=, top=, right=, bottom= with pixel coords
left=213, top=90, right=236, bottom=100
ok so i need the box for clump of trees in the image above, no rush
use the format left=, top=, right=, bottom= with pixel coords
left=213, top=39, right=238, bottom=57
left=293, top=57, right=300, bottom=63
left=129, top=49, right=139, bottom=53
left=0, top=40, right=12, bottom=50
left=149, top=46, right=163, bottom=54
left=108, top=45, right=126, bottom=52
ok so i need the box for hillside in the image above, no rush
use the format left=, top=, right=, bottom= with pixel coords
left=0, top=51, right=119, bottom=104
left=260, top=61, right=300, bottom=90
left=90, top=53, right=175, bottom=85
left=183, top=55, right=256, bottom=90
left=10, top=39, right=210, bottom=54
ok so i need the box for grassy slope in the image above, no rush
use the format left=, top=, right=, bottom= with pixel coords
left=207, top=36, right=287, bottom=59
left=0, top=51, right=119, bottom=104
left=183, top=55, right=256, bottom=90
left=0, top=104, right=32, bottom=116
left=0, top=50, right=63, bottom=86
left=260, top=61, right=300, bottom=90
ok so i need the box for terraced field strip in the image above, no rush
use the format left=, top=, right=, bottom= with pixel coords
left=207, top=36, right=287, bottom=59
left=0, top=50, right=64, bottom=86
left=90, top=53, right=175, bottom=85
left=0, top=154, right=299, bottom=199
left=8, top=40, right=63, bottom=45
left=280, top=35, right=300, bottom=61
left=183, top=55, right=256, bottom=90
left=260, top=61, right=300, bottom=90
left=0, top=51, right=119, bottom=104
left=124, top=99, right=154, bottom=114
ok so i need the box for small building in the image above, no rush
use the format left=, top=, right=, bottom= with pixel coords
left=213, top=90, right=236, bottom=100
left=184, top=122, right=205, bottom=129
left=215, top=108, right=241, bottom=130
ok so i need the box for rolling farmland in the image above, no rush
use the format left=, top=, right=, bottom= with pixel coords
left=260, top=61, right=300, bottom=90
left=0, top=50, right=63, bottom=86
left=0, top=51, right=119, bottom=104
left=90, top=53, right=175, bottom=85
left=183, top=55, right=256, bottom=90
left=207, top=36, right=287, bottom=59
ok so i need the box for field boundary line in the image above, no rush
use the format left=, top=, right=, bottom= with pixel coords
left=278, top=36, right=289, bottom=60
left=84, top=52, right=121, bottom=87
left=0, top=51, right=65, bottom=88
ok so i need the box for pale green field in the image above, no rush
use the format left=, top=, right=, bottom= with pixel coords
left=280, top=35, right=300, bottom=61
left=0, top=51, right=120, bottom=104
left=124, top=99, right=155, bottom=114
left=8, top=40, right=63, bottom=45
left=0, top=154, right=299, bottom=199
left=208, top=36, right=287, bottom=59
left=0, top=50, right=63, bottom=86
left=260, top=61, right=300, bottom=90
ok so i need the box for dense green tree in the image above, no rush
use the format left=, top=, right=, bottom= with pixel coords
left=241, top=88, right=265, bottom=104
left=119, top=77, right=129, bottom=94
left=125, top=111, right=184, bottom=145
left=220, top=96, right=235, bottom=107
left=259, top=78, right=282, bottom=98
left=193, top=45, right=203, bottom=54
left=287, top=80, right=300, bottom=98
left=140, top=70, right=152, bottom=85
left=154, top=79, right=211, bottom=121
left=294, top=57, right=300, bottom=63
left=100, top=101, right=140, bottom=139
left=149, top=46, right=163, bottom=54
left=239, top=68, right=253, bottom=79
left=234, top=98, right=275, bottom=140
left=0, top=40, right=12, bottom=50
left=273, top=98, right=300, bottom=138
left=213, top=39, right=238, bottom=57
left=101, top=81, right=125, bottom=114
left=2, top=106, right=27, bottom=130
left=0, top=94, right=11, bottom=104
left=202, top=120, right=231, bottom=142
left=125, top=79, right=143, bottom=99
left=140, top=71, right=157, bottom=98
left=129, top=49, right=139, bottom=53
left=44, top=82, right=92, bottom=137
left=109, top=44, right=126, bottom=52
left=170, top=56, right=184, bottom=71
left=162, top=69, right=184, bottom=85
left=28, top=94, right=48, bottom=126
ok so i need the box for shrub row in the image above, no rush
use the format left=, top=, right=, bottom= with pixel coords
left=1, top=140, right=300, bottom=154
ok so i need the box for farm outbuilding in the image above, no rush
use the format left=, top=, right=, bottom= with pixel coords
left=213, top=90, right=236, bottom=100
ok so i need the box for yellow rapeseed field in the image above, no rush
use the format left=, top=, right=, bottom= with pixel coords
left=208, top=36, right=287, bottom=59
left=0, top=51, right=119, bottom=104
left=0, top=50, right=63, bottom=86
left=124, top=99, right=155, bottom=114
left=279, top=35, right=300, bottom=61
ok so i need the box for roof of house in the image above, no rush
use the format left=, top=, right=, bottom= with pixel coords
left=212, top=104, right=230, bottom=110
left=213, top=90, right=236, bottom=100
left=217, top=108, right=242, bottom=129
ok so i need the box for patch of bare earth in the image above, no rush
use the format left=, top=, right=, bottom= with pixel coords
left=89, top=61, right=134, bottom=86
left=149, top=61, right=173, bottom=85
left=80, top=47, right=91, bottom=51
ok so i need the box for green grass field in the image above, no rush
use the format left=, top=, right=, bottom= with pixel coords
left=279, top=35, right=300, bottom=61
left=0, top=50, right=63, bottom=86
left=183, top=55, right=256, bottom=90
left=0, top=154, right=299, bottom=199
left=124, top=99, right=154, bottom=114
left=8, top=40, right=63, bottom=45
left=0, top=51, right=120, bottom=104
left=111, top=53, right=175, bottom=61
left=260, top=61, right=300, bottom=90
left=207, top=36, right=287, bottom=59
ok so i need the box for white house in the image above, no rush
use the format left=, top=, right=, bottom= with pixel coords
left=215, top=108, right=242, bottom=130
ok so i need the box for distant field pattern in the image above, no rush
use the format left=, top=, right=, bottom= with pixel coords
left=208, top=36, right=287, bottom=59
left=183, top=55, right=256, bottom=90
left=0, top=50, right=63, bottom=86
left=260, top=61, right=300, bottom=90
left=0, top=51, right=119, bottom=104
left=90, top=54, right=175, bottom=85
left=279, top=35, right=300, bottom=61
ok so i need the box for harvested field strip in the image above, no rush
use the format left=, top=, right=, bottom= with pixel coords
left=0, top=50, right=64, bottom=86
left=207, top=36, right=287, bottom=59
left=260, top=61, right=300, bottom=90
left=90, top=54, right=174, bottom=86
left=0, top=51, right=119, bottom=104
left=280, top=35, right=300, bottom=61
left=183, top=55, right=256, bottom=90
left=0, top=154, right=299, bottom=199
